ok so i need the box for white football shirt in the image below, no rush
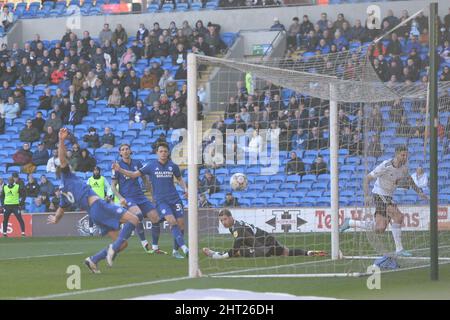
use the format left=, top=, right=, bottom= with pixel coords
left=369, top=159, right=409, bottom=196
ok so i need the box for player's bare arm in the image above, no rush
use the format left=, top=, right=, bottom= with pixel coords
left=364, top=174, right=375, bottom=199
left=407, top=176, right=429, bottom=200
left=58, top=128, right=69, bottom=168
left=141, top=175, right=154, bottom=201
left=177, top=176, right=188, bottom=198
left=112, top=162, right=142, bottom=179
left=111, top=178, right=127, bottom=207
left=47, top=207, right=65, bottom=224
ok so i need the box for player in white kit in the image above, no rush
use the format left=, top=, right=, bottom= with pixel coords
left=340, top=145, right=428, bottom=257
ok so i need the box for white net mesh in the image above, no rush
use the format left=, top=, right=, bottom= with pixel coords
left=192, top=40, right=450, bottom=277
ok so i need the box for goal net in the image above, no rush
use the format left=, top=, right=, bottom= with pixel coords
left=186, top=37, right=450, bottom=278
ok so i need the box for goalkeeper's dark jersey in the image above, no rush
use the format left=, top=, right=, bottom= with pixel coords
left=227, top=220, right=283, bottom=257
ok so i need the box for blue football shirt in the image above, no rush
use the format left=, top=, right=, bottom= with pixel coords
left=139, top=159, right=182, bottom=203
left=59, top=167, right=98, bottom=211
left=112, top=159, right=147, bottom=202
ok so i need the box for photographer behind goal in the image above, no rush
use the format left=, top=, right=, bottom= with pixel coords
left=202, top=209, right=327, bottom=259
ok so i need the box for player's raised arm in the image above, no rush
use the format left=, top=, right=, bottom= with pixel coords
left=111, top=178, right=127, bottom=207
left=47, top=207, right=65, bottom=224
left=58, top=128, right=69, bottom=168
left=112, top=162, right=142, bottom=179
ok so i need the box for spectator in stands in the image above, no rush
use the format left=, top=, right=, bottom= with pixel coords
left=99, top=126, right=115, bottom=149
left=121, top=86, right=135, bottom=108
left=285, top=151, right=305, bottom=176
left=270, top=17, right=285, bottom=31
left=200, top=169, right=219, bottom=195
left=99, top=23, right=112, bottom=46
left=339, top=126, right=353, bottom=150
left=129, top=99, right=150, bottom=128
left=367, top=134, right=383, bottom=158
left=1, top=96, right=20, bottom=125
left=386, top=33, right=402, bottom=57
left=44, top=112, right=62, bottom=133
left=291, top=128, right=307, bottom=151
left=46, top=149, right=60, bottom=173
left=366, top=106, right=384, bottom=133
left=19, top=119, right=40, bottom=144
left=396, top=115, right=412, bottom=137
left=32, top=142, right=49, bottom=167
left=168, top=104, right=187, bottom=130
left=310, top=155, right=327, bottom=176
left=411, top=166, right=428, bottom=192
left=39, top=175, right=55, bottom=197
left=287, top=17, right=301, bottom=49
left=25, top=174, right=40, bottom=198
left=107, top=87, right=122, bottom=108
left=412, top=118, right=425, bottom=138
left=26, top=195, right=46, bottom=213
left=32, top=111, right=46, bottom=133
left=20, top=65, right=36, bottom=86
left=91, top=78, right=107, bottom=101
left=441, top=66, right=450, bottom=82
left=141, top=68, right=158, bottom=90
left=174, top=61, right=187, bottom=80
left=64, top=104, right=82, bottom=127
left=112, top=24, right=128, bottom=45
left=0, top=6, right=13, bottom=31
left=440, top=40, right=450, bottom=64
left=154, top=108, right=170, bottom=130
left=5, top=143, right=32, bottom=171
left=42, top=125, right=58, bottom=150
left=76, top=149, right=97, bottom=173
left=0, top=112, right=5, bottom=134
left=159, top=70, right=175, bottom=92
left=306, top=126, right=326, bottom=150
left=120, top=48, right=136, bottom=68
left=198, top=193, right=212, bottom=208
left=83, top=127, right=100, bottom=149
left=223, top=192, right=239, bottom=207
left=50, top=63, right=66, bottom=85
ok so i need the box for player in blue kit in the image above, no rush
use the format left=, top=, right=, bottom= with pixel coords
left=47, top=128, right=144, bottom=273
left=111, top=143, right=166, bottom=254
left=113, top=142, right=189, bottom=259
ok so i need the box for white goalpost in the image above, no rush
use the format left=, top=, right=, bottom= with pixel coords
left=186, top=7, right=450, bottom=278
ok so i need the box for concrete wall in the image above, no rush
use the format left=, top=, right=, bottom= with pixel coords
left=9, top=0, right=447, bottom=45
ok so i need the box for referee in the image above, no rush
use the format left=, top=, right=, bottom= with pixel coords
left=1, top=176, right=26, bottom=237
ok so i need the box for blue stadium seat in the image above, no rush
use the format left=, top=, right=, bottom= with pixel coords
left=251, top=198, right=267, bottom=206
left=258, top=192, right=273, bottom=199
left=284, top=198, right=299, bottom=206
left=279, top=183, right=297, bottom=192
left=264, top=183, right=280, bottom=192
left=284, top=175, right=301, bottom=183
left=247, top=184, right=264, bottom=192
left=302, top=174, right=317, bottom=182
left=267, top=198, right=284, bottom=207
left=190, top=2, right=202, bottom=10
left=275, top=192, right=291, bottom=199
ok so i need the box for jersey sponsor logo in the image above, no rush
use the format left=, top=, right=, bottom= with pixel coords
left=161, top=209, right=166, bottom=214
left=169, top=166, right=172, bottom=171
left=62, top=191, right=75, bottom=204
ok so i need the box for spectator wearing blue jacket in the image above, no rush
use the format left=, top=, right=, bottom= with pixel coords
left=1, top=96, right=20, bottom=125
left=270, top=17, right=285, bottom=31
left=90, top=78, right=107, bottom=101
left=27, top=196, right=47, bottom=213
left=129, top=99, right=150, bottom=128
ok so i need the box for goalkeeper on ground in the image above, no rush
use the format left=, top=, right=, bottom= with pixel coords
left=202, top=209, right=327, bottom=259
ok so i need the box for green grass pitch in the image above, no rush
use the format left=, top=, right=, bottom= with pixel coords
left=0, top=235, right=449, bottom=300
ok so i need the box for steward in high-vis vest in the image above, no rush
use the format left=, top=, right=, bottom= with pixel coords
left=86, top=166, right=113, bottom=236
left=1, top=176, right=26, bottom=237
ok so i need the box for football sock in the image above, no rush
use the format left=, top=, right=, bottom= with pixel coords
left=170, top=225, right=185, bottom=249
left=391, top=223, right=404, bottom=252
left=173, top=229, right=184, bottom=251
left=112, top=222, right=135, bottom=252
left=135, top=222, right=146, bottom=242
left=151, top=221, right=161, bottom=247
left=91, top=247, right=108, bottom=264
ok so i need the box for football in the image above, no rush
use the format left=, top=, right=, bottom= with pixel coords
left=230, top=173, right=248, bottom=191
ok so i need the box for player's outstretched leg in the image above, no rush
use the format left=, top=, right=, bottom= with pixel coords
left=339, top=218, right=374, bottom=232
left=148, top=211, right=167, bottom=255
left=166, top=215, right=188, bottom=259
left=107, top=211, right=142, bottom=266
left=388, top=206, right=412, bottom=257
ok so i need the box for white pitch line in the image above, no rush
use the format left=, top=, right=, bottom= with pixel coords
left=25, top=276, right=191, bottom=300
left=0, top=252, right=84, bottom=261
